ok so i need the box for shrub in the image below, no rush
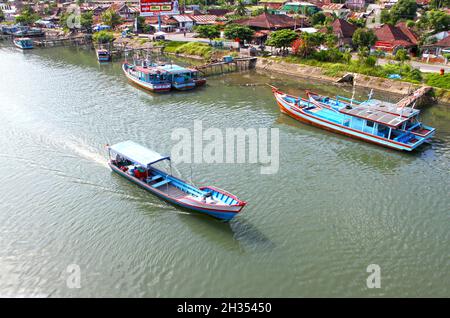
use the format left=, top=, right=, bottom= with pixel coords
left=174, top=42, right=213, bottom=59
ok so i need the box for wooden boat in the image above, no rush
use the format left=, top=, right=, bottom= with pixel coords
left=158, top=64, right=197, bottom=91
left=271, top=86, right=435, bottom=151
left=107, top=141, right=246, bottom=221
left=122, top=62, right=172, bottom=93
left=96, top=49, right=111, bottom=62
left=13, top=37, right=33, bottom=49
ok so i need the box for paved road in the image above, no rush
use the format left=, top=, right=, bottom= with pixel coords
left=377, top=58, right=450, bottom=73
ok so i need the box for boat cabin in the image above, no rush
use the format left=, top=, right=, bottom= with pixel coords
left=132, top=66, right=170, bottom=84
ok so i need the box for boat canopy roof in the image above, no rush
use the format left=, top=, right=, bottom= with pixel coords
left=339, top=106, right=410, bottom=128
left=359, top=99, right=420, bottom=118
left=110, top=141, right=170, bottom=167
left=156, top=64, right=197, bottom=74
left=134, top=66, right=169, bottom=74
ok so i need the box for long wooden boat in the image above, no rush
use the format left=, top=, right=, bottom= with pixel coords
left=107, top=141, right=246, bottom=221
left=13, top=37, right=33, bottom=50
left=122, top=63, right=172, bottom=93
left=271, top=87, right=435, bottom=151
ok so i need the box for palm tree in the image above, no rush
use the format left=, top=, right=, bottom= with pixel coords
left=234, top=0, right=247, bottom=17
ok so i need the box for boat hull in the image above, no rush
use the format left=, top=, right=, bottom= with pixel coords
left=274, top=91, right=431, bottom=151
left=172, top=82, right=196, bottom=91
left=109, top=163, right=242, bottom=221
left=122, top=64, right=171, bottom=93
left=194, top=78, right=207, bottom=87
left=13, top=42, right=33, bottom=49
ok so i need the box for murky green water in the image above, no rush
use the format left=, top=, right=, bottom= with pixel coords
left=0, top=45, right=449, bottom=297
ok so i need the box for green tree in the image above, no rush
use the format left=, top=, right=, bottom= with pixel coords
left=15, top=6, right=40, bottom=25
left=92, top=30, right=115, bottom=43
left=383, top=0, right=417, bottom=24
left=394, top=48, right=410, bottom=62
left=136, top=15, right=146, bottom=32
left=425, top=10, right=450, bottom=33
left=80, top=11, right=93, bottom=32
left=348, top=18, right=365, bottom=28
left=352, top=28, right=377, bottom=50
left=224, top=24, right=254, bottom=44
left=234, top=0, right=247, bottom=16
left=0, top=8, right=4, bottom=22
left=430, top=0, right=450, bottom=9
left=101, top=9, right=122, bottom=29
left=195, top=25, right=220, bottom=42
left=266, top=29, right=298, bottom=53
left=310, top=12, right=326, bottom=26
left=251, top=8, right=265, bottom=16
left=295, top=32, right=325, bottom=57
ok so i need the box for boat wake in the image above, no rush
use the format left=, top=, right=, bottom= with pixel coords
left=61, top=139, right=109, bottom=168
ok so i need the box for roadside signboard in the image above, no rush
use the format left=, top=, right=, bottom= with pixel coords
left=140, top=0, right=179, bottom=16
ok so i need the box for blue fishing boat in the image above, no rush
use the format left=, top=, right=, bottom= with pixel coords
left=156, top=64, right=198, bottom=91
left=13, top=37, right=33, bottom=49
left=122, top=62, right=172, bottom=93
left=271, top=87, right=435, bottom=151
left=107, top=141, right=246, bottom=221
left=96, top=49, right=111, bottom=62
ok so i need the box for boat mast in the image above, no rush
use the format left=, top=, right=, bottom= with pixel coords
left=350, top=73, right=356, bottom=108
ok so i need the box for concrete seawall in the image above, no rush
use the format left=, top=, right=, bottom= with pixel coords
left=256, top=57, right=450, bottom=105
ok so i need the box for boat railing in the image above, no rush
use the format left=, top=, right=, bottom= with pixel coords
left=336, top=95, right=362, bottom=105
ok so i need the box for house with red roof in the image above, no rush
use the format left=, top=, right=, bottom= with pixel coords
left=235, top=12, right=298, bottom=30
left=421, top=35, right=450, bottom=63
left=321, top=18, right=357, bottom=47
left=321, top=3, right=350, bottom=19
left=373, top=23, right=418, bottom=54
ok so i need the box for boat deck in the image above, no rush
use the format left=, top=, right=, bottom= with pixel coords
left=147, top=178, right=187, bottom=199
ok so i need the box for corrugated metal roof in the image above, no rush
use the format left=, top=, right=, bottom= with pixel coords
left=190, top=15, right=217, bottom=23
left=173, top=15, right=193, bottom=23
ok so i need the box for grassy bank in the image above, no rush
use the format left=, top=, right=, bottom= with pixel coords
left=272, top=55, right=449, bottom=90
left=160, top=41, right=213, bottom=59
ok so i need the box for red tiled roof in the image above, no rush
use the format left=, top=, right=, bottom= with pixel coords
left=235, top=13, right=296, bottom=30
left=396, top=21, right=418, bottom=45
left=330, top=18, right=356, bottom=38
left=374, top=24, right=416, bottom=47
left=432, top=35, right=450, bottom=47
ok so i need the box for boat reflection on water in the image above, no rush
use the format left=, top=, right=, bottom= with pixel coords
left=178, top=212, right=275, bottom=252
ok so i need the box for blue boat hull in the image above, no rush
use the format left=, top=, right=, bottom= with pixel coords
left=109, top=163, right=239, bottom=221
left=273, top=90, right=434, bottom=151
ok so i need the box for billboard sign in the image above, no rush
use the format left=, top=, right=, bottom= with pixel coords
left=140, top=0, right=179, bottom=17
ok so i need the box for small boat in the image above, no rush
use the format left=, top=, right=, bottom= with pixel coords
left=122, top=62, right=172, bottom=93
left=96, top=49, right=111, bottom=62
left=13, top=37, right=33, bottom=49
left=107, top=141, right=246, bottom=221
left=14, top=27, right=44, bottom=37
left=271, top=86, right=435, bottom=151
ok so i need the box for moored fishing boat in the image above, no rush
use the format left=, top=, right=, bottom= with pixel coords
left=13, top=37, right=33, bottom=49
left=271, top=86, right=435, bottom=151
left=107, top=141, right=246, bottom=221
left=157, top=64, right=197, bottom=91
left=122, top=62, right=172, bottom=93
left=96, top=49, right=111, bottom=62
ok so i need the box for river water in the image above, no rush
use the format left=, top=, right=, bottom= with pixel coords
left=0, top=45, right=449, bottom=297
